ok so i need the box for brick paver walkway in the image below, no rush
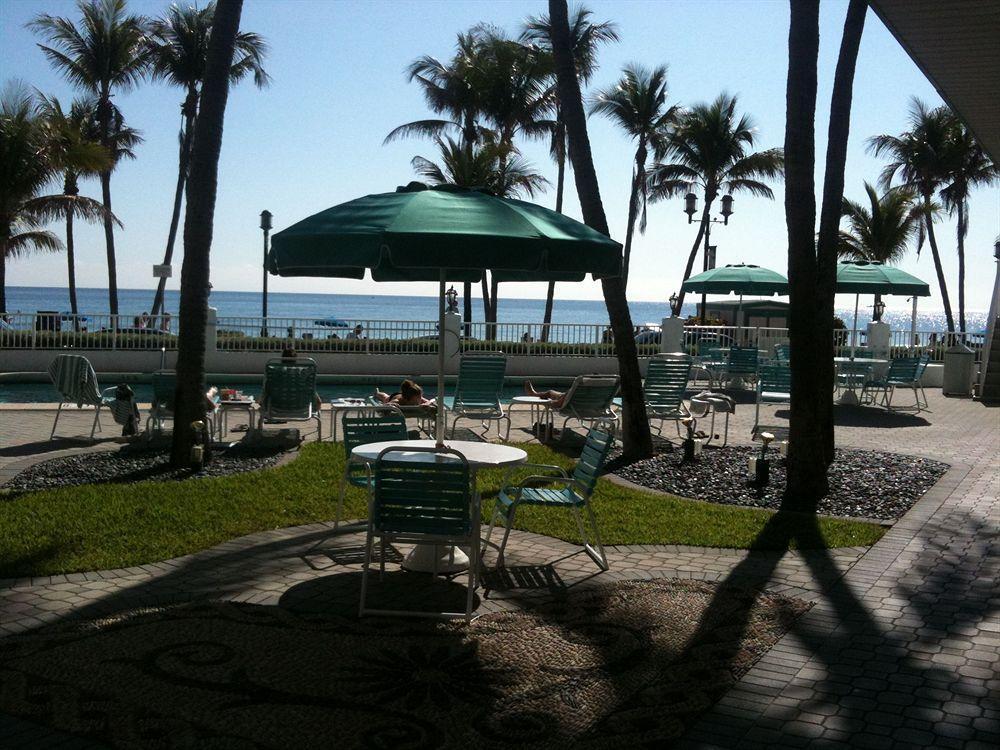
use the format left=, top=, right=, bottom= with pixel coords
left=1, top=390, right=997, bottom=748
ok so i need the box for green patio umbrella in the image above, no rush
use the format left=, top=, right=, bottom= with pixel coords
left=836, top=261, right=930, bottom=356
left=681, top=264, right=788, bottom=336
left=269, top=182, right=622, bottom=445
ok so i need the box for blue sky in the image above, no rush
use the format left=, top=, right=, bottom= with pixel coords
left=2, top=0, right=997, bottom=313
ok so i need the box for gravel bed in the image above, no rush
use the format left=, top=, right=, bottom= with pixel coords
left=612, top=446, right=948, bottom=521
left=2, top=445, right=284, bottom=494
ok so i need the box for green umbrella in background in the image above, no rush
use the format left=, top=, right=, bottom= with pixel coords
left=269, top=182, right=622, bottom=445
left=681, top=263, right=789, bottom=337
left=836, top=260, right=931, bottom=356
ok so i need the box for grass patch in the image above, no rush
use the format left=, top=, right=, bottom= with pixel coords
left=0, top=443, right=886, bottom=578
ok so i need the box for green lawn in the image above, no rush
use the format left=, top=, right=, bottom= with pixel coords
left=0, top=443, right=885, bottom=578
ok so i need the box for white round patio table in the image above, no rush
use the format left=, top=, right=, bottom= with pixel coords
left=350, top=439, right=527, bottom=573
left=833, top=356, right=889, bottom=405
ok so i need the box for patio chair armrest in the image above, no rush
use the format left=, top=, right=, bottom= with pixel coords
left=99, top=386, right=118, bottom=402
left=511, top=462, right=570, bottom=477
left=504, top=475, right=585, bottom=501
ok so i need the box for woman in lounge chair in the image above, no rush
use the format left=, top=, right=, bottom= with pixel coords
left=374, top=379, right=435, bottom=407
left=523, top=381, right=566, bottom=408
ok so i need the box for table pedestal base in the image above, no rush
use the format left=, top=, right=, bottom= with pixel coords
left=402, top=543, right=469, bottom=574
left=837, top=390, right=860, bottom=405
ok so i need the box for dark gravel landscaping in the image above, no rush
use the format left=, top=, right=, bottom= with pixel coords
left=2, top=444, right=284, bottom=494
left=613, top=446, right=948, bottom=521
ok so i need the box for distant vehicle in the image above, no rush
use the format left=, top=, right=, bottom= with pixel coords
left=634, top=328, right=660, bottom=345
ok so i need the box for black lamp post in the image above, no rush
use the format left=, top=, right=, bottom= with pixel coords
left=260, top=210, right=272, bottom=337
left=684, top=193, right=734, bottom=323
left=873, top=298, right=886, bottom=322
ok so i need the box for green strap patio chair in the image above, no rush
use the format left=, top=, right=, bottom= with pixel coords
left=693, top=346, right=728, bottom=389
left=485, top=428, right=614, bottom=571
left=723, top=346, right=760, bottom=385
left=359, top=445, right=479, bottom=622
left=868, top=354, right=930, bottom=411
left=258, top=357, right=322, bottom=441
left=46, top=354, right=116, bottom=439
left=553, top=375, right=620, bottom=440
left=774, top=343, right=790, bottom=365
left=753, top=364, right=792, bottom=439
left=335, top=409, right=408, bottom=531
left=835, top=359, right=874, bottom=398
left=643, top=354, right=692, bottom=437
left=444, top=351, right=509, bottom=440
left=145, top=370, right=219, bottom=440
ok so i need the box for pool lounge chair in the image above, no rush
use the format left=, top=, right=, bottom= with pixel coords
left=551, top=374, right=620, bottom=439
left=485, top=427, right=614, bottom=571
left=359, top=445, right=479, bottom=622
left=444, top=351, right=509, bottom=440
left=752, top=364, right=792, bottom=440
left=46, top=354, right=116, bottom=440
left=722, top=346, right=760, bottom=386
left=258, top=357, right=322, bottom=440
left=868, top=354, right=930, bottom=411
left=145, top=370, right=219, bottom=441
left=643, top=354, right=692, bottom=437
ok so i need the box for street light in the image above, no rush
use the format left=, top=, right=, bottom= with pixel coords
left=873, top=298, right=886, bottom=322
left=669, top=291, right=679, bottom=316
left=682, top=194, right=736, bottom=322
left=260, top=210, right=272, bottom=337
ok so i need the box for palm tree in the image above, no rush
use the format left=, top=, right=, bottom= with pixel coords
left=868, top=99, right=957, bottom=332
left=411, top=136, right=549, bottom=198
left=938, top=118, right=998, bottom=333
left=0, top=82, right=59, bottom=313
left=590, top=64, right=679, bottom=288
left=146, top=2, right=269, bottom=318
left=171, top=0, right=244, bottom=467
left=648, top=94, right=783, bottom=315
left=522, top=5, right=618, bottom=338
left=34, top=94, right=118, bottom=318
left=839, top=182, right=925, bottom=318
left=547, top=0, right=652, bottom=460
left=30, top=0, right=150, bottom=317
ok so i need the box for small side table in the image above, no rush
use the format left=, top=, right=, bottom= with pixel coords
left=510, top=395, right=554, bottom=440
left=328, top=398, right=376, bottom=443
left=216, top=398, right=256, bottom=441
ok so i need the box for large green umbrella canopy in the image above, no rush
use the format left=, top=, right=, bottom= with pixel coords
left=835, top=260, right=930, bottom=295
left=269, top=182, right=621, bottom=282
left=680, top=263, right=789, bottom=295
left=268, top=182, right=623, bottom=445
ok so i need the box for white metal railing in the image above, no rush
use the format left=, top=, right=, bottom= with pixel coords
left=0, top=311, right=985, bottom=363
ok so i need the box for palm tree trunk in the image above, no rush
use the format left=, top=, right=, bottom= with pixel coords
left=621, top=141, right=646, bottom=290
left=0, top=235, right=7, bottom=314
left=66, top=204, right=78, bottom=319
left=541, top=122, right=567, bottom=343
left=672, top=201, right=711, bottom=315
left=171, top=0, right=244, bottom=467
left=549, top=0, right=652, bottom=460
left=815, top=0, right=866, bottom=466
left=152, top=101, right=198, bottom=318
left=956, top=201, right=966, bottom=334
left=97, top=88, right=118, bottom=318
left=923, top=196, right=955, bottom=333
left=784, top=0, right=827, bottom=509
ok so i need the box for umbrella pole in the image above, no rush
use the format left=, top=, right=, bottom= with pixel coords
left=910, top=295, right=918, bottom=355
left=851, top=293, right=859, bottom=359
left=737, top=294, right=743, bottom=346
left=436, top=269, right=447, bottom=448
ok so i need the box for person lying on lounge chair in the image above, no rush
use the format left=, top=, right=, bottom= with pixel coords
left=374, top=379, right=435, bottom=407
left=523, top=380, right=566, bottom=408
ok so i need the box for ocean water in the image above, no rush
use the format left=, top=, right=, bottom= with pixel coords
left=3, top=285, right=986, bottom=333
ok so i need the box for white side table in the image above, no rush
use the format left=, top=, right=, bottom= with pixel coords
left=216, top=398, right=256, bottom=441
left=328, top=398, right=376, bottom=442
left=351, top=439, right=527, bottom=573
left=509, top=395, right=554, bottom=440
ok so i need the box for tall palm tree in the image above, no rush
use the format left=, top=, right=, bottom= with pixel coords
left=839, top=182, right=925, bottom=318
left=522, top=5, right=618, bottom=338
left=548, top=0, right=652, bottom=460
left=412, top=136, right=549, bottom=198
left=171, top=0, right=244, bottom=467
left=868, top=99, right=957, bottom=332
left=590, top=64, right=679, bottom=288
left=30, top=0, right=150, bottom=317
left=147, top=2, right=269, bottom=317
left=35, top=94, right=118, bottom=318
left=648, top=94, right=784, bottom=314
left=0, top=82, right=59, bottom=313
left=938, top=118, right=998, bottom=333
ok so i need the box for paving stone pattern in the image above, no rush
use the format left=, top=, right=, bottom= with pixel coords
left=1, top=391, right=997, bottom=749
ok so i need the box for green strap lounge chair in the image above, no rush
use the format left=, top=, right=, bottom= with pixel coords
left=47, top=354, right=116, bottom=439
left=774, top=343, right=790, bottom=365
left=553, top=374, right=620, bottom=439
left=444, top=352, right=509, bottom=440
left=868, top=354, right=930, bottom=411
left=485, top=428, right=614, bottom=572
left=335, top=409, right=408, bottom=531
left=258, top=357, right=322, bottom=441
left=753, top=364, right=792, bottom=439
left=359, top=445, right=479, bottom=622
left=643, top=354, right=692, bottom=437
left=723, top=346, right=760, bottom=385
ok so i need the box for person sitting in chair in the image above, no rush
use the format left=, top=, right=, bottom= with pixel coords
left=260, top=347, right=322, bottom=412
left=374, top=379, right=435, bottom=407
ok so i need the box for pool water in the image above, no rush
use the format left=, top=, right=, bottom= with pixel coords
left=0, top=381, right=533, bottom=404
